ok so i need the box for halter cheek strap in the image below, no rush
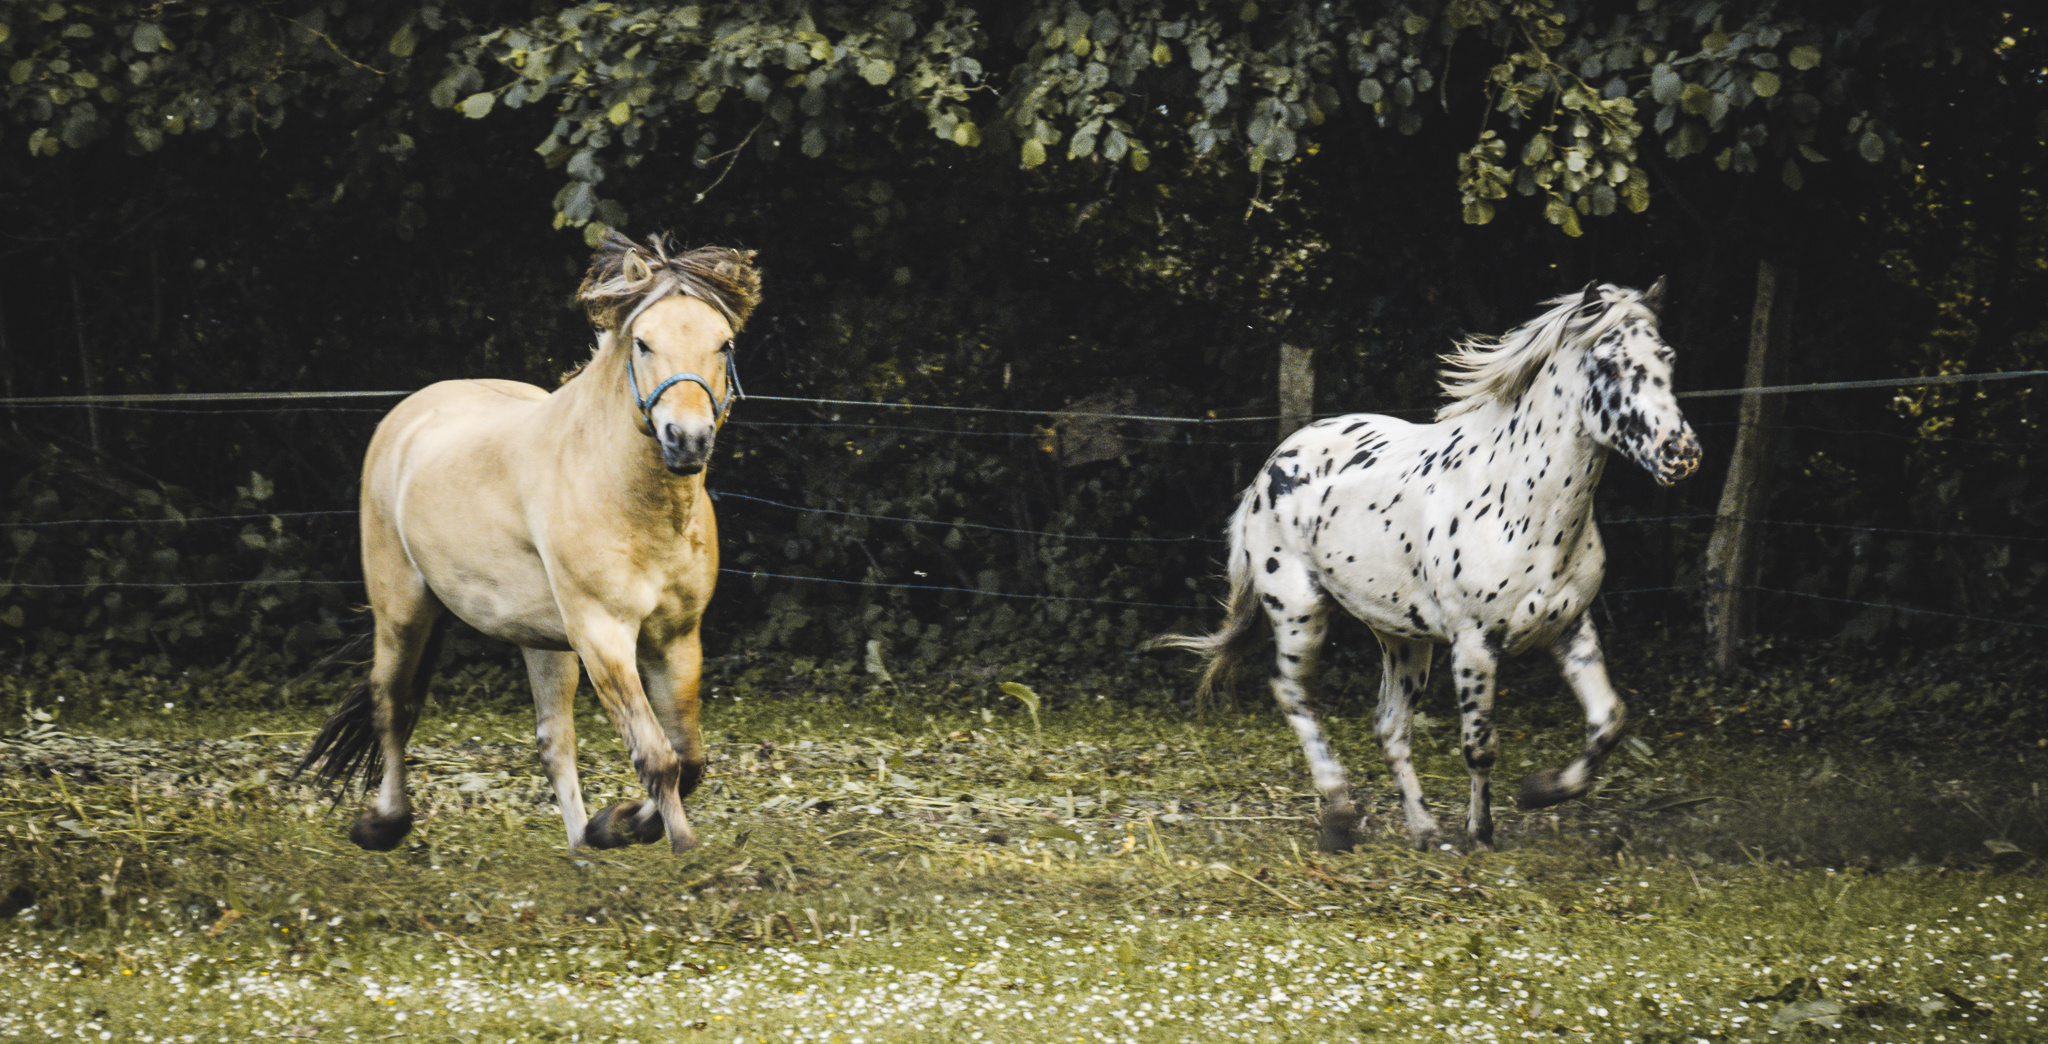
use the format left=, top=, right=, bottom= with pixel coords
left=629, top=342, right=743, bottom=432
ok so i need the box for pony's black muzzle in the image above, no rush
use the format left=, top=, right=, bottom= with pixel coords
left=660, top=423, right=715, bottom=475
left=1654, top=430, right=1703, bottom=486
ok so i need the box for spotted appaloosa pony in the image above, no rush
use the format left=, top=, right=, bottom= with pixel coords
left=298, top=232, right=759, bottom=855
left=1155, top=279, right=1701, bottom=852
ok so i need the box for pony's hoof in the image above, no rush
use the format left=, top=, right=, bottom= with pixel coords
left=1516, top=768, right=1579, bottom=810
left=1405, top=816, right=1451, bottom=852
left=585, top=802, right=665, bottom=849
left=1319, top=806, right=1360, bottom=853
left=349, top=810, right=414, bottom=851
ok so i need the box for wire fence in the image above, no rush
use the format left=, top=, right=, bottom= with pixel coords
left=3, top=368, right=2042, bottom=635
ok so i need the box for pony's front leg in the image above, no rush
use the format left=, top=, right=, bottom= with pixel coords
left=640, top=627, right=708, bottom=801
left=1449, top=631, right=1501, bottom=850
left=1372, top=634, right=1442, bottom=850
left=1521, top=612, right=1626, bottom=809
left=524, top=648, right=591, bottom=849
left=572, top=618, right=697, bottom=853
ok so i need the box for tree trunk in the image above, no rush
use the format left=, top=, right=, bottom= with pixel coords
left=1704, top=258, right=1795, bottom=671
left=1277, top=342, right=1314, bottom=443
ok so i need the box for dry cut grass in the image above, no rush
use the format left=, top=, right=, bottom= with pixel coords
left=2, top=685, right=2045, bottom=1042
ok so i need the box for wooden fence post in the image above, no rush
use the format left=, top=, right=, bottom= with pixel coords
left=1705, top=259, right=1795, bottom=671
left=1277, top=342, right=1315, bottom=442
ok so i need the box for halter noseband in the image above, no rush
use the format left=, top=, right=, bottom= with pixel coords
left=628, top=339, right=743, bottom=432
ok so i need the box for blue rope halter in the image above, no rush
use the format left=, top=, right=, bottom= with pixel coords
left=628, top=339, right=743, bottom=432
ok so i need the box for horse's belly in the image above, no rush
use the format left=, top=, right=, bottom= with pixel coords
left=432, top=563, right=572, bottom=651
left=1471, top=572, right=1598, bottom=655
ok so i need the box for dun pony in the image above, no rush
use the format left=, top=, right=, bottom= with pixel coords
left=299, top=232, right=759, bottom=854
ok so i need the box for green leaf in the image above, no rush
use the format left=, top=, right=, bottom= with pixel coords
left=1702, top=31, right=1730, bottom=53
left=1781, top=157, right=1803, bottom=191
left=858, top=57, right=894, bottom=86
left=1984, top=838, right=2023, bottom=855
left=1462, top=199, right=1494, bottom=225
left=1788, top=45, right=1821, bottom=70
left=388, top=22, right=417, bottom=59
left=1679, top=82, right=1710, bottom=116
left=458, top=92, right=494, bottom=119
left=562, top=181, right=597, bottom=223
left=1650, top=64, right=1681, bottom=105
left=1857, top=130, right=1884, bottom=162
left=1020, top=138, right=1046, bottom=168
left=1242, top=2, right=1262, bottom=23
left=1152, top=42, right=1171, bottom=65
left=1797, top=143, right=1828, bottom=162
left=1752, top=71, right=1780, bottom=98
left=1402, top=12, right=1428, bottom=34
left=9, top=59, right=32, bottom=85
left=131, top=23, right=165, bottom=53
left=1623, top=167, right=1650, bottom=212
left=606, top=100, right=631, bottom=126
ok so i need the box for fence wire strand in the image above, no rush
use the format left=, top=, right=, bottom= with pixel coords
left=4, top=370, right=2042, bottom=632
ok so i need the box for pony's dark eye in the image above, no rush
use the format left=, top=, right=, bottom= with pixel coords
left=635, top=338, right=651, bottom=354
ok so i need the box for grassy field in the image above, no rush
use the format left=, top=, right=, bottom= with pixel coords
left=2, top=667, right=2044, bottom=1043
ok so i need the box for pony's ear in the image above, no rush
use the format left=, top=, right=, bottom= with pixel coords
left=1642, top=275, right=1667, bottom=314
left=1577, top=280, right=1603, bottom=312
left=578, top=230, right=656, bottom=330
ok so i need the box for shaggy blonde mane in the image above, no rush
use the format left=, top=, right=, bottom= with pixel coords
left=1435, top=283, right=1652, bottom=421
left=561, top=231, right=762, bottom=384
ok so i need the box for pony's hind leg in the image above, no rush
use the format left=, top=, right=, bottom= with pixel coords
left=1521, top=612, right=1626, bottom=809
left=1371, top=633, right=1442, bottom=850
left=1258, top=572, right=1356, bottom=851
left=524, top=648, right=596, bottom=849
left=1449, top=630, right=1502, bottom=850
left=351, top=588, right=445, bottom=851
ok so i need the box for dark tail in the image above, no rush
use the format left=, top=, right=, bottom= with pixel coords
left=294, top=617, right=448, bottom=793
left=1145, top=488, right=1266, bottom=712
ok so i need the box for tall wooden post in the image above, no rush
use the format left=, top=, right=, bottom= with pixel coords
left=1277, top=342, right=1315, bottom=442
left=1705, top=259, right=1794, bottom=671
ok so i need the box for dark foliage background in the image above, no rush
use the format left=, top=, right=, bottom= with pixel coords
left=0, top=1, right=2041, bottom=718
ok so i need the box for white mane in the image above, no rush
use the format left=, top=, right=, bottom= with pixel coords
left=1435, top=285, right=1649, bottom=421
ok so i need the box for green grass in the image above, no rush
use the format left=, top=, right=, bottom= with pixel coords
left=3, top=673, right=2045, bottom=1043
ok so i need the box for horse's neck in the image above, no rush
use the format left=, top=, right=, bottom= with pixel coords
left=1473, top=355, right=1607, bottom=525
left=551, top=343, right=703, bottom=526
